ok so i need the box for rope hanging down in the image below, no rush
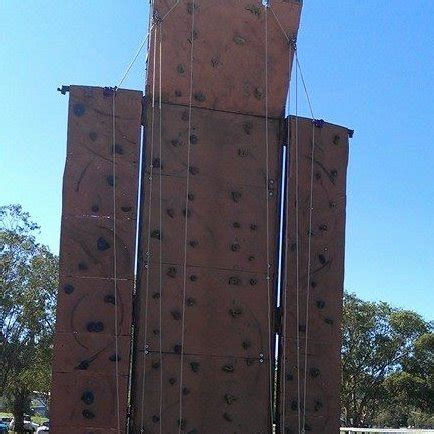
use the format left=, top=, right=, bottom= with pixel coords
left=111, top=92, right=121, bottom=434
left=270, top=5, right=317, bottom=434
left=263, top=3, right=276, bottom=429
left=178, top=0, right=196, bottom=431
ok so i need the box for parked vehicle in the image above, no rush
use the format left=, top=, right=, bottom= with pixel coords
left=0, top=420, right=9, bottom=434
left=36, top=421, right=49, bottom=433
left=9, top=417, right=39, bottom=433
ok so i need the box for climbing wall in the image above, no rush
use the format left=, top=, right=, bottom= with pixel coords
left=51, top=86, right=143, bottom=433
left=129, top=1, right=302, bottom=432
left=278, top=118, right=350, bottom=433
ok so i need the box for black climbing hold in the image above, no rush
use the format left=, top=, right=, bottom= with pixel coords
left=233, top=222, right=241, bottom=228
left=190, top=275, right=197, bottom=282
left=81, top=391, right=94, bottom=405
left=249, top=278, right=257, bottom=286
left=121, top=206, right=132, bottom=212
left=73, top=103, right=85, bottom=117
left=318, top=254, right=326, bottom=265
left=231, top=191, right=242, bottom=203
left=63, top=284, right=74, bottom=294
left=169, top=377, right=177, bottom=385
left=229, top=308, right=242, bottom=318
left=243, top=122, right=253, bottom=135
left=171, top=310, right=182, bottom=321
left=316, top=300, right=325, bottom=309
left=188, top=193, right=195, bottom=201
left=78, top=261, right=88, bottom=271
left=182, top=387, right=190, bottom=395
left=91, top=204, right=99, bottom=213
left=223, top=412, right=233, bottom=422
left=324, top=318, right=334, bottom=325
left=190, top=135, right=198, bottom=144
left=82, top=409, right=95, bottom=419
left=167, top=208, right=175, bottom=218
left=152, top=415, right=160, bottom=423
left=152, top=158, right=162, bottom=169
left=224, top=394, right=237, bottom=405
left=86, top=321, right=104, bottom=333
left=189, top=240, right=198, bottom=248
left=104, top=294, right=116, bottom=304
left=228, top=276, right=241, bottom=286
left=250, top=223, right=257, bottom=231
left=177, top=64, right=185, bottom=74
left=194, top=92, right=206, bottom=102
left=291, top=400, right=298, bottom=411
left=106, top=175, right=114, bottom=187
left=242, top=341, right=251, bottom=350
left=152, top=361, right=160, bottom=370
left=222, top=364, right=234, bottom=373
left=186, top=297, right=196, bottom=307
left=231, top=243, right=240, bottom=252
left=114, top=144, right=124, bottom=154
left=152, top=292, right=160, bottom=300
left=151, top=229, right=161, bottom=240
left=190, top=362, right=200, bottom=373
left=310, top=367, right=320, bottom=378
left=97, top=237, right=110, bottom=251
left=238, top=148, right=248, bottom=157
left=109, top=354, right=120, bottom=362
left=174, top=344, right=182, bottom=354
left=167, top=267, right=177, bottom=278
left=189, top=166, right=199, bottom=175
left=319, top=224, right=328, bottom=232
left=77, top=360, right=89, bottom=370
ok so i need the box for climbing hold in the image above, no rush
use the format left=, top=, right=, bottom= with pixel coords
left=73, top=103, right=85, bottom=117
left=63, top=284, right=74, bottom=294
left=81, top=391, right=94, bottom=405
left=97, top=237, right=110, bottom=251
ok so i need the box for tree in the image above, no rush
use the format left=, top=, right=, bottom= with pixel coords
left=341, top=292, right=433, bottom=428
left=0, top=204, right=58, bottom=433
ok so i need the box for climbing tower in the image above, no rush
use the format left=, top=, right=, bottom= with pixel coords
left=51, top=1, right=351, bottom=433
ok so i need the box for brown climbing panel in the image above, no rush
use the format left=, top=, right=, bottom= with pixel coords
left=130, top=2, right=302, bottom=432
left=278, top=118, right=349, bottom=433
left=130, top=103, right=283, bottom=433
left=51, top=86, right=143, bottom=433
left=148, top=0, right=302, bottom=117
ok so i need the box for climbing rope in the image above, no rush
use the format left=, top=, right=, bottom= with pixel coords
left=178, top=0, right=196, bottom=431
left=139, top=24, right=158, bottom=433
left=111, top=92, right=121, bottom=434
left=263, top=3, right=276, bottom=429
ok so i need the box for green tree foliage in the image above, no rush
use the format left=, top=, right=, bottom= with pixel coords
left=342, top=292, right=433, bottom=428
left=0, top=205, right=58, bottom=433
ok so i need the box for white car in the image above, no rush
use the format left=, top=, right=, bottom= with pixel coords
left=9, top=418, right=39, bottom=433
left=36, top=421, right=49, bottom=433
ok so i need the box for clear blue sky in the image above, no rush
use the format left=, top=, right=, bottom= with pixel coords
left=1, top=1, right=433, bottom=319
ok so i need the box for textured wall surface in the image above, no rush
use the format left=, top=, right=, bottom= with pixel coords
left=278, top=118, right=349, bottom=433
left=51, top=86, right=142, bottom=433
left=129, top=1, right=302, bottom=432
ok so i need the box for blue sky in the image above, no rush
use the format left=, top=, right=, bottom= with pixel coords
left=0, top=1, right=433, bottom=319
